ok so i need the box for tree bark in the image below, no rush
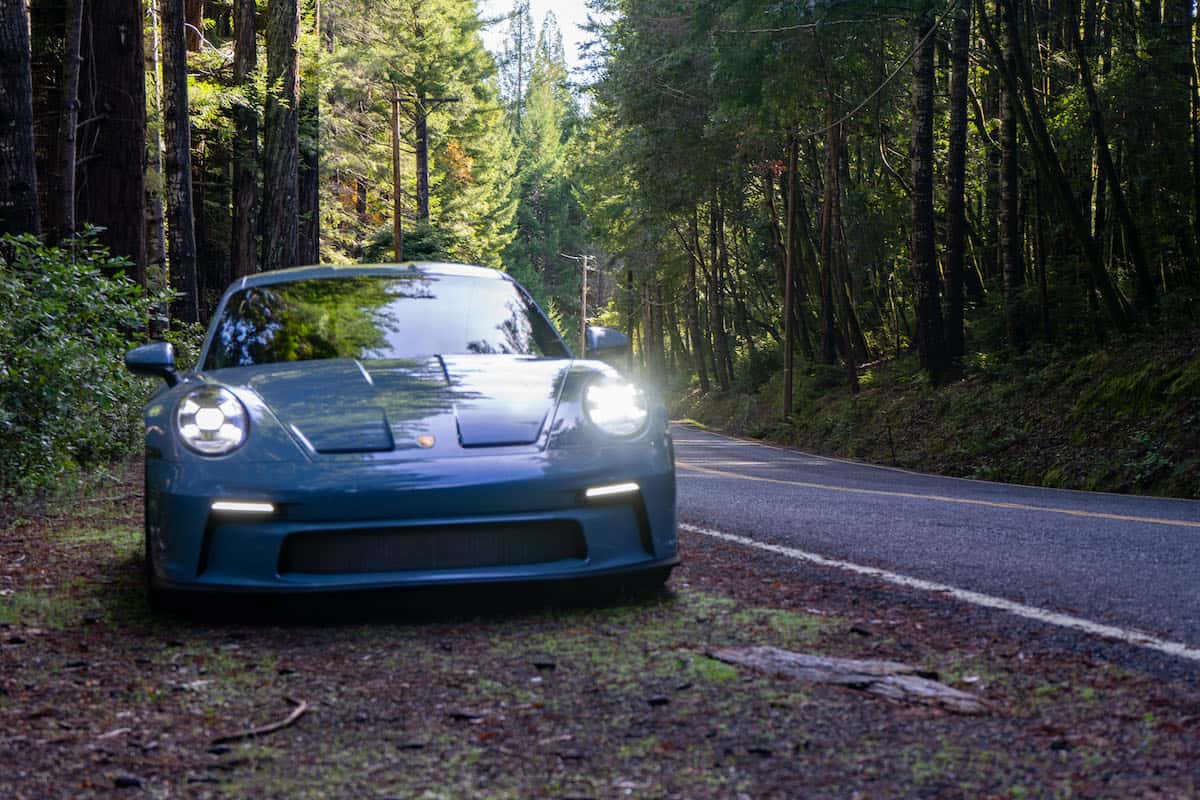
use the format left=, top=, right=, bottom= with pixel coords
left=297, top=0, right=320, bottom=264
left=687, top=210, right=710, bottom=393
left=0, top=0, right=40, bottom=236
left=998, top=0, right=1024, bottom=347
left=818, top=97, right=840, bottom=366
left=48, top=0, right=84, bottom=239
left=184, top=0, right=202, bottom=50
left=263, top=0, right=300, bottom=270
left=355, top=175, right=368, bottom=257
left=230, top=0, right=257, bottom=278
left=708, top=196, right=731, bottom=392
left=145, top=0, right=167, bottom=298
left=161, top=0, right=198, bottom=320
left=783, top=135, right=797, bottom=415
left=911, top=3, right=946, bottom=382
left=75, top=0, right=147, bottom=280
left=415, top=89, right=430, bottom=223
left=944, top=3, right=970, bottom=374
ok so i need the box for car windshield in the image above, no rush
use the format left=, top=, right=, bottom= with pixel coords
left=203, top=273, right=568, bottom=369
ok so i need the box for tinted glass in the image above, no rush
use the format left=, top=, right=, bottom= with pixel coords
left=204, top=274, right=568, bottom=369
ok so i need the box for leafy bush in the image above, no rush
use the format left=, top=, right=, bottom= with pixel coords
left=0, top=232, right=171, bottom=501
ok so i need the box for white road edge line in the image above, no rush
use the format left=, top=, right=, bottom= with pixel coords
left=680, top=522, right=1200, bottom=665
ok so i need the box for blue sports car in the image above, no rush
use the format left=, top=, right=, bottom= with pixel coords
left=125, top=263, right=677, bottom=605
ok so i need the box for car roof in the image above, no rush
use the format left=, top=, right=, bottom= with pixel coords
left=231, top=262, right=507, bottom=291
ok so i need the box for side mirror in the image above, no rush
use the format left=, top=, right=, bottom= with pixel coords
left=126, top=342, right=179, bottom=386
left=584, top=326, right=632, bottom=369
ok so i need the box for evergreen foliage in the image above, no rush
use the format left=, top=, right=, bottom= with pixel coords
left=0, top=234, right=175, bottom=499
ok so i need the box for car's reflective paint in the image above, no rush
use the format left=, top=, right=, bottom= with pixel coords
left=135, top=263, right=677, bottom=597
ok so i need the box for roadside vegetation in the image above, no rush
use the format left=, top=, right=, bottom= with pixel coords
left=675, top=310, right=1200, bottom=498
left=0, top=234, right=194, bottom=506
left=2, top=467, right=1198, bottom=797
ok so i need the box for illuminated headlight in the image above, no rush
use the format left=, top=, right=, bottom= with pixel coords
left=583, top=376, right=649, bottom=437
left=176, top=386, right=248, bottom=455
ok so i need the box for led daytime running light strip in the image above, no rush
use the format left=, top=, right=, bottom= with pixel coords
left=584, top=482, right=640, bottom=500
left=211, top=500, right=275, bottom=514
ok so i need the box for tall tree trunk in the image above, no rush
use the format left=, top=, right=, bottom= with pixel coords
left=716, top=209, right=737, bottom=381
left=415, top=89, right=430, bottom=223
left=184, top=0, right=202, bottom=50
left=782, top=134, right=797, bottom=415
left=911, top=2, right=946, bottom=381
left=230, top=0, right=257, bottom=278
left=146, top=0, right=167, bottom=301
left=0, top=0, right=40, bottom=236
left=818, top=98, right=840, bottom=366
left=709, top=196, right=731, bottom=392
left=49, top=0, right=83, bottom=239
left=297, top=0, right=320, bottom=263
left=355, top=176, right=368, bottom=257
left=76, top=0, right=147, bottom=280
left=263, top=0, right=300, bottom=270
left=687, top=211, right=710, bottom=392
left=161, top=0, right=197, bottom=319
left=791, top=178, right=816, bottom=362
left=944, top=2, right=970, bottom=374
left=999, top=0, right=1025, bottom=346
left=1192, top=0, right=1200, bottom=284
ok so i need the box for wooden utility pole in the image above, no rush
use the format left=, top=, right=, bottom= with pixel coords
left=581, top=255, right=589, bottom=354
left=561, top=252, right=592, bottom=354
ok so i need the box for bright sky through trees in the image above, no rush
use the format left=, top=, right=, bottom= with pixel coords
left=479, top=0, right=593, bottom=75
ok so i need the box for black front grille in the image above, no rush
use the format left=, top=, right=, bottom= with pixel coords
left=278, top=521, right=587, bottom=575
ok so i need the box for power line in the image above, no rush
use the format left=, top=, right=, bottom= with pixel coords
left=716, top=15, right=908, bottom=35
left=797, top=0, right=961, bottom=141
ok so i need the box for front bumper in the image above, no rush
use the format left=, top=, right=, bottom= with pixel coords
left=146, top=445, right=676, bottom=592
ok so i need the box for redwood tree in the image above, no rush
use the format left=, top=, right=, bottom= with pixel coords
left=910, top=2, right=946, bottom=381
left=263, top=0, right=300, bottom=270
left=76, top=0, right=148, bottom=279
left=231, top=0, right=258, bottom=278
left=161, top=0, right=198, bottom=321
left=944, top=3, right=970, bottom=373
left=0, top=0, right=40, bottom=236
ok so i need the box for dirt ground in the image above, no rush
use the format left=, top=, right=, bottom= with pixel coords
left=1, top=463, right=1198, bottom=798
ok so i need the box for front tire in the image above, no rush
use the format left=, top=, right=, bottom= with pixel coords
left=144, top=528, right=169, bottom=613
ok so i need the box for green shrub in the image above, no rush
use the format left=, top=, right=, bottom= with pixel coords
left=0, top=232, right=172, bottom=501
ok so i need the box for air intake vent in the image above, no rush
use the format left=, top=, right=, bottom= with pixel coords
left=279, top=521, right=586, bottom=574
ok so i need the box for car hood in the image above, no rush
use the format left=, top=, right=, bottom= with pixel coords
left=215, top=356, right=569, bottom=455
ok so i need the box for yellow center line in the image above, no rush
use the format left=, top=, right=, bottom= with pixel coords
left=676, top=459, right=1200, bottom=530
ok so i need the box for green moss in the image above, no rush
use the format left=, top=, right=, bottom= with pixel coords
left=1072, top=361, right=1180, bottom=420
left=1167, top=353, right=1200, bottom=398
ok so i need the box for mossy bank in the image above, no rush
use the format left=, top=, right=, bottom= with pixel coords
left=672, top=325, right=1200, bottom=499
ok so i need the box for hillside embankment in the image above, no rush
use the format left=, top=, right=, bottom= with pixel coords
left=673, top=325, right=1200, bottom=499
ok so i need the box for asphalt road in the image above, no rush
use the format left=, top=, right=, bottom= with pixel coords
left=673, top=423, right=1200, bottom=648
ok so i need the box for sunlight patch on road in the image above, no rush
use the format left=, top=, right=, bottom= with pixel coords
left=676, top=460, right=1200, bottom=530
left=681, top=522, right=1200, bottom=664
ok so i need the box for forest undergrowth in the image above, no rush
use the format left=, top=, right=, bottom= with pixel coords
left=673, top=318, right=1200, bottom=500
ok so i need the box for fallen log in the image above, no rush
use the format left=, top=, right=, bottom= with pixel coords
left=708, top=646, right=989, bottom=715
